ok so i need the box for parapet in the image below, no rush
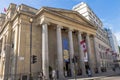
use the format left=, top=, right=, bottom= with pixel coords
left=18, top=4, right=38, bottom=15
left=0, top=13, right=6, bottom=27
left=0, top=13, right=6, bottom=19
left=5, top=3, right=17, bottom=19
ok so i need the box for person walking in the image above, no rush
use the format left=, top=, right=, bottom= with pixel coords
left=52, top=70, right=57, bottom=80
left=38, top=72, right=44, bottom=80
left=87, top=69, right=92, bottom=77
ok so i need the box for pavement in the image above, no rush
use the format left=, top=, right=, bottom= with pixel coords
left=68, top=68, right=120, bottom=80
left=103, top=74, right=120, bottom=80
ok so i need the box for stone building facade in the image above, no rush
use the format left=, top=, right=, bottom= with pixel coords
left=0, top=3, right=115, bottom=80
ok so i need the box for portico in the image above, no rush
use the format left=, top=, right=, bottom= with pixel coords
left=37, top=7, right=98, bottom=79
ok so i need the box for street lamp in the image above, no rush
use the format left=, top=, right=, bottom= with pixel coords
left=29, top=18, right=33, bottom=80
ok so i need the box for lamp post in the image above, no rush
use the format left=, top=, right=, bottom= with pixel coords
left=73, top=56, right=77, bottom=80
left=29, top=18, right=33, bottom=80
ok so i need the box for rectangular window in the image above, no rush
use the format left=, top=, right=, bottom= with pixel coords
left=11, top=31, right=15, bottom=48
left=4, top=36, right=7, bottom=50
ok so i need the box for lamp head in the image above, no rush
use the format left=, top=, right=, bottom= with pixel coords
left=30, top=18, right=33, bottom=23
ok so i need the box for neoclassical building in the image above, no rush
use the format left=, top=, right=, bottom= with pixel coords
left=0, top=3, right=115, bottom=80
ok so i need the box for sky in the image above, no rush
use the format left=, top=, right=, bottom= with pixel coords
left=0, top=0, right=120, bottom=45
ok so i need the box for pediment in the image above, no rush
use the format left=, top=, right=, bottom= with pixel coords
left=43, top=7, right=94, bottom=27
left=58, top=12, right=88, bottom=24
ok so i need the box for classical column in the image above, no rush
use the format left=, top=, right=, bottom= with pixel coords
left=42, top=22, right=49, bottom=79
left=0, top=37, right=5, bottom=79
left=68, top=29, right=75, bottom=77
left=3, top=33, right=12, bottom=80
left=93, top=36, right=101, bottom=73
left=86, top=34, right=94, bottom=75
left=14, top=25, right=19, bottom=80
left=56, top=25, right=64, bottom=79
left=1, top=37, right=5, bottom=52
left=78, top=31, right=86, bottom=76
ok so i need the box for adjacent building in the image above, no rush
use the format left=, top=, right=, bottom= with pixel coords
left=96, top=27, right=113, bottom=72
left=73, top=2, right=103, bottom=28
left=105, top=28, right=119, bottom=54
left=105, top=28, right=120, bottom=67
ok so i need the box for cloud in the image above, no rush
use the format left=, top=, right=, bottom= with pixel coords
left=114, top=32, right=120, bottom=46
left=101, top=18, right=114, bottom=30
left=104, top=23, right=113, bottom=29
left=101, top=18, right=120, bottom=46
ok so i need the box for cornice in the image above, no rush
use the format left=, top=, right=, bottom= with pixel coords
left=0, top=9, right=36, bottom=34
left=36, top=7, right=98, bottom=29
left=36, top=8, right=97, bottom=31
left=0, top=19, right=10, bottom=35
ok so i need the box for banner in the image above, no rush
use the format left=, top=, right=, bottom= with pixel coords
left=63, top=38, right=69, bottom=62
left=84, top=52, right=88, bottom=62
left=63, top=50, right=69, bottom=62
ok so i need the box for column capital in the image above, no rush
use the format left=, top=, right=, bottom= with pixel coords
left=78, top=30, right=83, bottom=34
left=68, top=28, right=74, bottom=31
left=86, top=33, right=93, bottom=37
left=93, top=35, right=96, bottom=38
left=40, top=18, right=50, bottom=25
left=86, top=33, right=95, bottom=37
left=57, top=25, right=63, bottom=29
left=86, top=33, right=90, bottom=36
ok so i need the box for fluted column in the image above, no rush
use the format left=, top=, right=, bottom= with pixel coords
left=86, top=34, right=94, bottom=75
left=3, top=31, right=12, bottom=80
left=93, top=36, right=101, bottom=73
left=56, top=25, right=65, bottom=79
left=0, top=37, right=5, bottom=79
left=13, top=25, right=19, bottom=80
left=68, top=29, right=75, bottom=77
left=78, top=31, right=86, bottom=76
left=42, top=22, right=49, bottom=79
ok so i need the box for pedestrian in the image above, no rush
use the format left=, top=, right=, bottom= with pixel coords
left=38, top=72, right=44, bottom=80
left=87, top=69, right=92, bottom=77
left=52, top=70, right=56, bottom=80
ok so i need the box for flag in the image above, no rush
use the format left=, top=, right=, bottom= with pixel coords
left=106, top=48, right=109, bottom=52
left=80, top=40, right=87, bottom=52
left=115, top=53, right=117, bottom=57
left=105, top=51, right=107, bottom=54
left=4, top=8, right=7, bottom=12
left=110, top=51, right=114, bottom=55
left=112, top=52, right=115, bottom=55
